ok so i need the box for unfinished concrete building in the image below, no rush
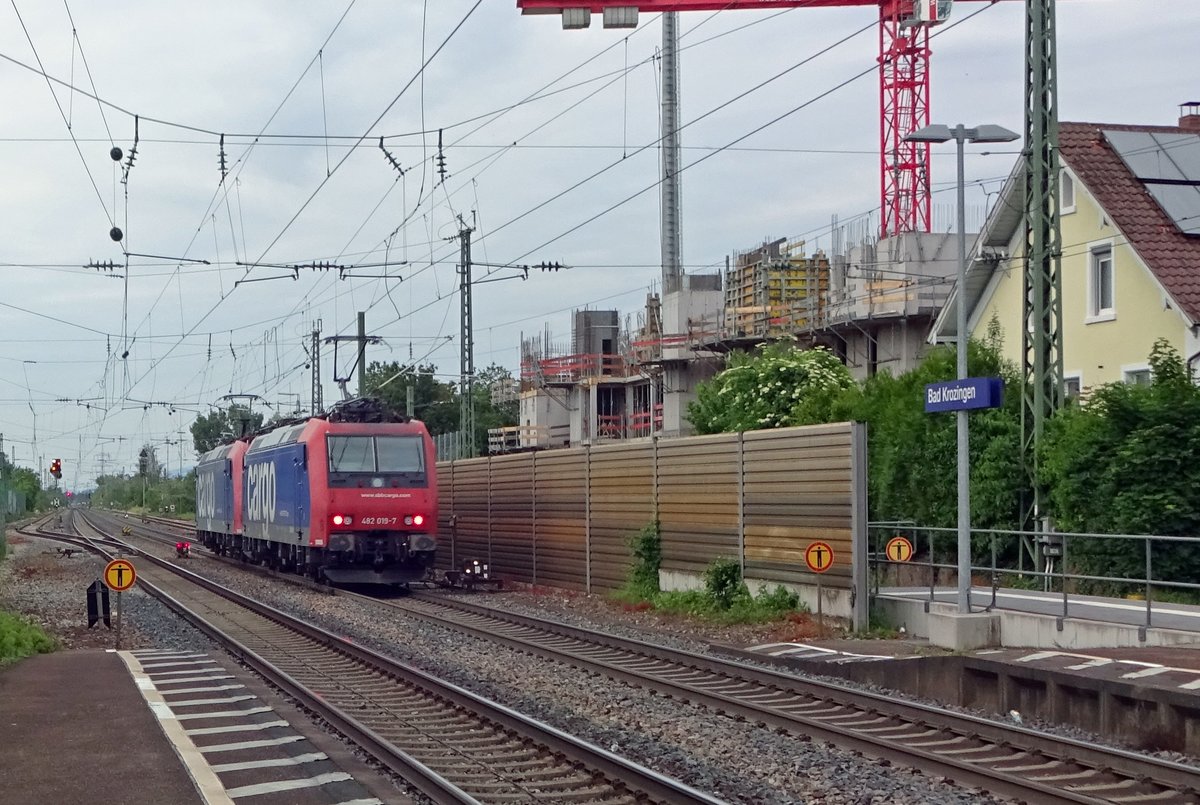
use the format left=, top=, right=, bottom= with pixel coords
left=491, top=226, right=965, bottom=453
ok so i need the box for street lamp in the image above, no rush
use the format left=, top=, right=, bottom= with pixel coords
left=905, top=123, right=1020, bottom=614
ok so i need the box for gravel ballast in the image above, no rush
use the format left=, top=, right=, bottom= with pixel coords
left=121, top=536, right=997, bottom=804
left=5, top=519, right=1096, bottom=804
left=0, top=530, right=217, bottom=654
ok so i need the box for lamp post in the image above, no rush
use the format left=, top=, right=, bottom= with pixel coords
left=905, top=123, right=1020, bottom=614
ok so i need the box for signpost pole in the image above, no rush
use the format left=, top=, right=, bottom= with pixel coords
left=954, top=128, right=972, bottom=615
left=816, top=576, right=824, bottom=637
left=103, top=558, right=136, bottom=649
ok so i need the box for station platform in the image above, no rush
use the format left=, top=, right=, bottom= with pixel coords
left=874, top=585, right=1200, bottom=650
left=0, top=649, right=403, bottom=805
left=1, top=650, right=206, bottom=805
left=726, top=637, right=1200, bottom=756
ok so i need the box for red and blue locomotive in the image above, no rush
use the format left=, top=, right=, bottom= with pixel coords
left=195, top=398, right=438, bottom=584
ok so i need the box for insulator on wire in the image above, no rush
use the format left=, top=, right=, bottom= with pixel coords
left=379, top=137, right=405, bottom=177
left=436, top=128, right=448, bottom=182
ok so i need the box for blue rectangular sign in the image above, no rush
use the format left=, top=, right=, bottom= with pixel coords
left=924, top=377, right=1005, bottom=413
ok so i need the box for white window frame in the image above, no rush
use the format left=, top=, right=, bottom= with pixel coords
left=1060, top=168, right=1076, bottom=215
left=1121, top=363, right=1152, bottom=386
left=1086, top=240, right=1116, bottom=323
left=1063, top=371, right=1083, bottom=400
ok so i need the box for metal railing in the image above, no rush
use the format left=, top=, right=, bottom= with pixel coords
left=868, top=523, right=1200, bottom=636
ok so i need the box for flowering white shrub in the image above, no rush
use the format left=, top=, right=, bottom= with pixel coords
left=688, top=343, right=854, bottom=434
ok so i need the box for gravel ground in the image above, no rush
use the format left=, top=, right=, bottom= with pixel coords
left=0, top=530, right=217, bottom=654
left=13, top=516, right=1190, bottom=803
left=113, top=543, right=994, bottom=805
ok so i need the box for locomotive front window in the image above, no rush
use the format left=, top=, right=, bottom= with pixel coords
left=328, top=435, right=425, bottom=474
left=376, top=436, right=424, bottom=473
left=328, top=436, right=375, bottom=473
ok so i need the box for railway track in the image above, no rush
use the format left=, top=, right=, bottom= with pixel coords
left=81, top=509, right=1200, bottom=803
left=348, top=592, right=1200, bottom=805
left=25, top=512, right=724, bottom=805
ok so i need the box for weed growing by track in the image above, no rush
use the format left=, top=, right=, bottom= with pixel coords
left=615, top=521, right=807, bottom=625
left=0, top=611, right=57, bottom=664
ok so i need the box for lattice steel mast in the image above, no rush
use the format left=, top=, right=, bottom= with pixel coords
left=1021, top=0, right=1063, bottom=536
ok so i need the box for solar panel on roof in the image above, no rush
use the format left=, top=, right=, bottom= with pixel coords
left=1104, top=129, right=1200, bottom=236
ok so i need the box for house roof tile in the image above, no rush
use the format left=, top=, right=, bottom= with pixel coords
left=1060, top=121, right=1200, bottom=324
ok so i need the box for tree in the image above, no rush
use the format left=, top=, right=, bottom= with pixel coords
left=362, top=361, right=459, bottom=435
left=9, top=466, right=41, bottom=512
left=834, top=336, right=1026, bottom=534
left=688, top=343, right=855, bottom=434
left=1040, top=339, right=1200, bottom=587
left=191, top=405, right=264, bottom=454
left=472, top=364, right=520, bottom=447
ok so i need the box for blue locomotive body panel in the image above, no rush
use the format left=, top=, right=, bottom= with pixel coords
left=195, top=457, right=231, bottom=534
left=243, top=442, right=311, bottom=544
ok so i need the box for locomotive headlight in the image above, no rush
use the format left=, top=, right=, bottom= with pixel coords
left=413, top=514, right=425, bottom=527
left=403, top=515, right=412, bottom=526
left=371, top=477, right=384, bottom=488
left=331, top=514, right=353, bottom=527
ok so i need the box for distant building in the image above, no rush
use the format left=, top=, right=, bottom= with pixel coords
left=489, top=376, right=518, bottom=406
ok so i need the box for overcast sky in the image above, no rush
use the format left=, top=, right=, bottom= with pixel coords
left=1, top=0, right=1197, bottom=485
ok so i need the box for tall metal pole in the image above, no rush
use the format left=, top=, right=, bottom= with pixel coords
left=356, top=312, right=367, bottom=398
left=311, top=321, right=322, bottom=415
left=660, top=11, right=682, bottom=294
left=1021, top=0, right=1064, bottom=540
left=458, top=218, right=476, bottom=457
left=954, top=127, right=971, bottom=614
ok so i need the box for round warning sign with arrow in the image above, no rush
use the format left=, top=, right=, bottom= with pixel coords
left=885, top=535, right=915, bottom=563
left=804, top=541, right=835, bottom=574
left=104, top=559, right=137, bottom=592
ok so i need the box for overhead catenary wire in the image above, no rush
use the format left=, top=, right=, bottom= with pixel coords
left=21, top=0, right=1026, bottom=465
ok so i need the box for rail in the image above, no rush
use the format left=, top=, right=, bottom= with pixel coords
left=370, top=590, right=1200, bottom=805
left=35, top=510, right=722, bottom=805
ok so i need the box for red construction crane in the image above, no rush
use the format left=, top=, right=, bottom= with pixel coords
left=518, top=1, right=986, bottom=238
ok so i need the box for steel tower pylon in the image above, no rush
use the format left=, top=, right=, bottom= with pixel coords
left=1021, top=0, right=1063, bottom=536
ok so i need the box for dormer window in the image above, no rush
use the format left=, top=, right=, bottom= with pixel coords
left=1060, top=169, right=1076, bottom=215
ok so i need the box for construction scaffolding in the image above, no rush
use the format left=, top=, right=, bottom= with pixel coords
left=723, top=238, right=830, bottom=339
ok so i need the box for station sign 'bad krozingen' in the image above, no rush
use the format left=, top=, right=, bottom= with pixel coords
left=923, top=377, right=1005, bottom=414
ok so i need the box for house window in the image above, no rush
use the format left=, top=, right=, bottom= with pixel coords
left=1088, top=245, right=1115, bottom=320
left=1060, top=170, right=1076, bottom=215
left=1124, top=368, right=1152, bottom=386
left=1064, top=374, right=1082, bottom=400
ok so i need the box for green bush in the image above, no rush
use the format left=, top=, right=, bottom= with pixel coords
left=754, top=583, right=801, bottom=615
left=616, top=547, right=807, bottom=625
left=615, top=520, right=662, bottom=602
left=704, top=556, right=747, bottom=609
left=689, top=343, right=854, bottom=434
left=1040, top=339, right=1200, bottom=589
left=0, top=612, right=57, bottom=664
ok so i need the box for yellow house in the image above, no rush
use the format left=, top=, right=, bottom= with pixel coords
left=934, top=114, right=1200, bottom=394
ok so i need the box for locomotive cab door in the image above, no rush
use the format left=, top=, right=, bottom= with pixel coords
left=292, top=447, right=307, bottom=543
